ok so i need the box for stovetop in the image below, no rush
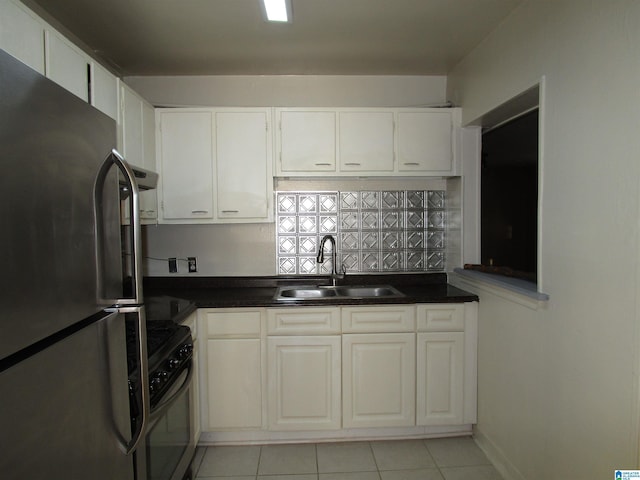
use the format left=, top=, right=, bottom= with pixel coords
left=125, top=319, right=191, bottom=375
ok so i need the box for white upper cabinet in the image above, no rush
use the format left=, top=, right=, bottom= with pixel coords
left=120, top=84, right=157, bottom=220
left=1, top=0, right=119, bottom=119
left=44, top=29, right=90, bottom=102
left=0, top=0, right=45, bottom=74
left=121, top=85, right=144, bottom=167
left=397, top=111, right=453, bottom=173
left=157, top=110, right=214, bottom=221
left=215, top=110, right=272, bottom=221
left=91, top=62, right=118, bottom=121
left=339, top=111, right=395, bottom=172
left=278, top=110, right=336, bottom=174
left=276, top=107, right=459, bottom=177
left=157, top=108, right=273, bottom=224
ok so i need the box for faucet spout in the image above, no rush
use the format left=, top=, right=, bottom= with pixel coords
left=317, top=235, right=345, bottom=286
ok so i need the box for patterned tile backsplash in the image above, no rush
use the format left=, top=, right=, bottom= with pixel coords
left=276, top=190, right=446, bottom=275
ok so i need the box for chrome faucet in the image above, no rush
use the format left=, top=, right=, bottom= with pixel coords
left=317, top=234, right=345, bottom=286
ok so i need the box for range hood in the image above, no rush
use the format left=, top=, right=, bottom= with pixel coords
left=126, top=164, right=158, bottom=191
left=118, top=164, right=158, bottom=200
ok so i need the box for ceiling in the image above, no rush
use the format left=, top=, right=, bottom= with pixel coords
left=27, top=0, right=523, bottom=76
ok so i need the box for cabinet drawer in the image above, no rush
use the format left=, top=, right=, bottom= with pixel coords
left=200, top=308, right=263, bottom=337
left=267, top=307, right=341, bottom=335
left=341, top=305, right=415, bottom=333
left=416, top=304, right=465, bottom=332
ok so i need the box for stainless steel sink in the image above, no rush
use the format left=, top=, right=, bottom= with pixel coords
left=274, top=285, right=405, bottom=301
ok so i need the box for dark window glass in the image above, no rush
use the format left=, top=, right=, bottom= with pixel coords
left=481, top=109, right=538, bottom=281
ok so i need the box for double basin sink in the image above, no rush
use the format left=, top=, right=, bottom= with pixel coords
left=274, top=284, right=405, bottom=301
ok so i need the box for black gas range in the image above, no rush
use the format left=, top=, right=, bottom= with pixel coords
left=126, top=318, right=193, bottom=408
left=125, top=300, right=197, bottom=480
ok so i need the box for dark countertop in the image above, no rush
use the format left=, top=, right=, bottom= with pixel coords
left=145, top=295, right=198, bottom=324
left=144, top=274, right=478, bottom=322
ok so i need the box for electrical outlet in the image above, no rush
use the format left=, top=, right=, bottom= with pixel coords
left=187, top=257, right=197, bottom=273
left=168, top=257, right=177, bottom=273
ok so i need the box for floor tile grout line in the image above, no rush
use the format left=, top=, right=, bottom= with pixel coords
left=256, top=444, right=262, bottom=477
left=194, top=438, right=502, bottom=479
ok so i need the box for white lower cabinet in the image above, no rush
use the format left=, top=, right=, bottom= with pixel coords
left=199, top=308, right=264, bottom=431
left=207, top=338, right=262, bottom=429
left=181, top=311, right=201, bottom=444
left=416, top=332, right=464, bottom=425
left=266, top=306, right=341, bottom=431
left=267, top=335, right=341, bottom=430
left=342, top=332, right=415, bottom=428
left=197, top=301, right=477, bottom=442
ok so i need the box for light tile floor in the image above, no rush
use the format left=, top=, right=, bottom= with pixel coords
left=192, top=437, right=503, bottom=480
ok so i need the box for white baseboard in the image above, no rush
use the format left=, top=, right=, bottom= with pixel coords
left=199, top=424, right=473, bottom=446
left=473, top=429, right=527, bottom=480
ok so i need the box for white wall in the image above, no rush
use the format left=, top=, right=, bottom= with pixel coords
left=448, top=1, right=640, bottom=479
left=124, top=75, right=447, bottom=108
left=136, top=75, right=448, bottom=276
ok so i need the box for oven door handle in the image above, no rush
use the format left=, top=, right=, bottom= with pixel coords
left=149, top=359, right=194, bottom=422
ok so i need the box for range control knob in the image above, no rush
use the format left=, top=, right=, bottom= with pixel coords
left=149, top=376, right=162, bottom=392
left=178, top=344, right=193, bottom=359
left=167, top=358, right=181, bottom=370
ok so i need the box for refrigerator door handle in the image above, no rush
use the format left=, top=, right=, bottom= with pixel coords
left=115, top=305, right=150, bottom=455
left=94, top=149, right=144, bottom=306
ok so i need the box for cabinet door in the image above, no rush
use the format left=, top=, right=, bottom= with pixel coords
left=416, top=332, right=464, bottom=426
left=121, top=86, right=157, bottom=221
left=44, top=29, right=89, bottom=101
left=339, top=112, right=394, bottom=172
left=140, top=100, right=157, bottom=220
left=206, top=338, right=262, bottom=430
left=267, top=336, right=341, bottom=430
left=0, top=0, right=45, bottom=74
left=158, top=111, right=214, bottom=220
left=181, top=312, right=200, bottom=443
left=279, top=110, right=336, bottom=173
left=91, top=62, right=118, bottom=120
left=121, top=85, right=144, bottom=167
left=397, top=111, right=452, bottom=172
left=215, top=111, right=271, bottom=220
left=342, top=333, right=415, bottom=428
left=191, top=333, right=201, bottom=443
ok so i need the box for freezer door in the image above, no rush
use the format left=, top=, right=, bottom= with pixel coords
left=0, top=49, right=121, bottom=360
left=0, top=310, right=134, bottom=480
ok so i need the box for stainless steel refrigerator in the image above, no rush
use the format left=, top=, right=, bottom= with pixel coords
left=0, top=49, right=154, bottom=479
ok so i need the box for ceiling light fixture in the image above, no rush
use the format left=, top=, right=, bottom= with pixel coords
left=261, top=0, right=292, bottom=23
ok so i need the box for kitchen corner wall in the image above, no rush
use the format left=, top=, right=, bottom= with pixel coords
left=134, top=75, right=453, bottom=277
left=447, top=2, right=640, bottom=479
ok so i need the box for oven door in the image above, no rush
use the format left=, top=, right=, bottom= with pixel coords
left=135, top=362, right=195, bottom=480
